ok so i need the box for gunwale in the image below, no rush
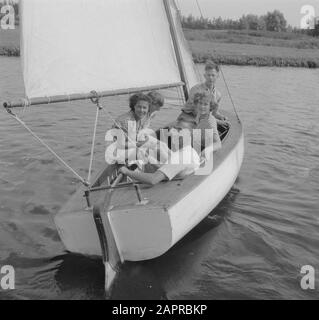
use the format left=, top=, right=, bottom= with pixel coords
left=58, top=111, right=242, bottom=214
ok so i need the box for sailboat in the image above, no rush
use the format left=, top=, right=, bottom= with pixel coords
left=4, top=0, right=244, bottom=291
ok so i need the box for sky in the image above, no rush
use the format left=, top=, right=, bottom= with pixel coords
left=177, top=0, right=319, bottom=27
left=1, top=0, right=318, bottom=27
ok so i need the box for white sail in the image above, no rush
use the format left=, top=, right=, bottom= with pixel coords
left=21, top=0, right=184, bottom=99
left=169, top=0, right=200, bottom=90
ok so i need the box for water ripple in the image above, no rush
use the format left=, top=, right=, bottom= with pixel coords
left=1, top=60, right=319, bottom=299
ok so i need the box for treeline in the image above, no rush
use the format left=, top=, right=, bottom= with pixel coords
left=308, top=23, right=319, bottom=37
left=1, top=3, right=318, bottom=37
left=182, top=10, right=319, bottom=37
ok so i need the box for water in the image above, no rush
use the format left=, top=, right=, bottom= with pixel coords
left=0, top=57, right=318, bottom=300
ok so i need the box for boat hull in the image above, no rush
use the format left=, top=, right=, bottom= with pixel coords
left=55, top=112, right=244, bottom=261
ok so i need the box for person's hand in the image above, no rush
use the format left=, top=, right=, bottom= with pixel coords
left=217, top=119, right=230, bottom=127
left=213, top=112, right=228, bottom=121
left=119, top=167, right=130, bottom=175
left=221, top=118, right=230, bottom=125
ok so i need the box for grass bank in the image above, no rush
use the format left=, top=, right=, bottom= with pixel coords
left=0, top=29, right=19, bottom=56
left=185, top=29, right=319, bottom=68
left=184, top=29, right=319, bottom=49
left=1, top=28, right=319, bottom=68
left=189, top=40, right=319, bottom=68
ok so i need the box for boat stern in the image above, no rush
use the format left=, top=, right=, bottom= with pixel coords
left=54, top=204, right=172, bottom=261
left=107, top=205, right=172, bottom=262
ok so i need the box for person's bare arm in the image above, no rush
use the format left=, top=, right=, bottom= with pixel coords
left=212, top=91, right=229, bottom=122
left=213, top=136, right=222, bottom=151
left=212, top=117, right=222, bottom=151
left=119, top=167, right=167, bottom=186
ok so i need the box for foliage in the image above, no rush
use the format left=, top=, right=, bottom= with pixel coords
left=182, top=10, right=290, bottom=33
left=264, top=10, right=287, bottom=32
left=308, top=20, right=319, bottom=37
left=239, top=14, right=266, bottom=31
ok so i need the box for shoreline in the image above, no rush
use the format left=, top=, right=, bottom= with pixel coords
left=1, top=28, right=319, bottom=68
left=191, top=52, right=319, bottom=68
left=0, top=47, right=19, bottom=57
left=187, top=29, right=319, bottom=69
left=1, top=45, right=318, bottom=69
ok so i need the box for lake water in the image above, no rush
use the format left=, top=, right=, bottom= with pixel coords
left=0, top=58, right=319, bottom=300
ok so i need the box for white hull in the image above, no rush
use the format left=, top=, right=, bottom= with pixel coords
left=55, top=113, right=244, bottom=262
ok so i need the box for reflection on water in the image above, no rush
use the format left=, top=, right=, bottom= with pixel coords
left=0, top=58, right=319, bottom=299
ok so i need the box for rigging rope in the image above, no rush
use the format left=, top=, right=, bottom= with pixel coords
left=99, top=105, right=137, bottom=146
left=87, top=102, right=101, bottom=185
left=219, top=67, right=241, bottom=122
left=177, top=85, right=185, bottom=105
left=195, top=0, right=204, bottom=20
left=97, top=101, right=150, bottom=164
left=5, top=90, right=160, bottom=190
left=4, top=93, right=145, bottom=191
left=87, top=90, right=149, bottom=188
left=194, top=0, right=241, bottom=123
left=5, top=108, right=89, bottom=187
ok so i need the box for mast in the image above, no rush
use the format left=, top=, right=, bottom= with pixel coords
left=163, top=0, right=189, bottom=101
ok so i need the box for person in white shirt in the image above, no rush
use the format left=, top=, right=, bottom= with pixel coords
left=119, top=120, right=200, bottom=185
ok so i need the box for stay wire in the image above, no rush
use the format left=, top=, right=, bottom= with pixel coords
left=87, top=103, right=101, bottom=185
left=220, top=67, right=241, bottom=122
left=98, top=102, right=149, bottom=162
left=194, top=0, right=241, bottom=122
left=5, top=108, right=89, bottom=187
left=177, top=85, right=185, bottom=105
left=195, top=0, right=204, bottom=20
